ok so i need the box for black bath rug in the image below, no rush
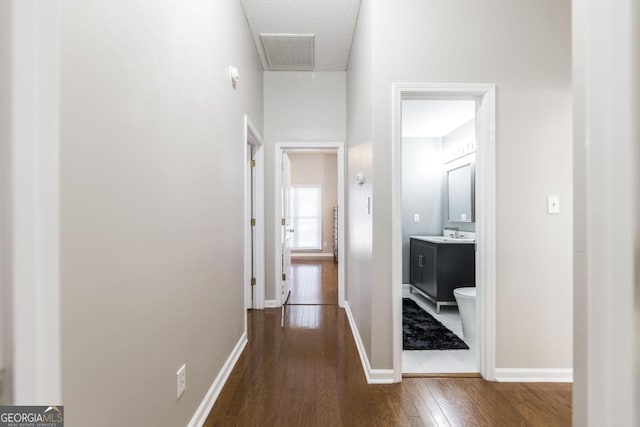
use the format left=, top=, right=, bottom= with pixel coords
left=403, top=298, right=469, bottom=350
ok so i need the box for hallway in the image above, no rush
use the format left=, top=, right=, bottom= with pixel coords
left=203, top=263, right=572, bottom=426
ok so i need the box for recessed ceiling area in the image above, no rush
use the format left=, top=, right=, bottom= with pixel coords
left=240, top=0, right=361, bottom=71
left=402, top=100, right=476, bottom=138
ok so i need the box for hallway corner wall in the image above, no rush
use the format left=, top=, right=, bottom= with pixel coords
left=348, top=0, right=573, bottom=372
left=345, top=0, right=374, bottom=370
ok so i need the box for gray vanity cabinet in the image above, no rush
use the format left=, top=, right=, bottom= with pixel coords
left=409, top=238, right=475, bottom=312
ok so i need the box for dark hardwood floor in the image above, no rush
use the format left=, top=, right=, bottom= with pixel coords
left=288, top=259, right=338, bottom=305
left=204, top=260, right=571, bottom=426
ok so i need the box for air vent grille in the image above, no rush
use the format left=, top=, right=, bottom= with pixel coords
left=260, top=33, right=314, bottom=71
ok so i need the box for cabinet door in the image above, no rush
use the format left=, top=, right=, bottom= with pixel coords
left=421, top=244, right=437, bottom=298
left=409, top=239, right=423, bottom=286
left=436, top=244, right=475, bottom=301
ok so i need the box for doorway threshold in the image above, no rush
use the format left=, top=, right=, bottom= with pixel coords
left=402, top=372, right=481, bottom=379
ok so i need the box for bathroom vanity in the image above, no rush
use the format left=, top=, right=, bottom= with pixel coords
left=409, top=236, right=475, bottom=312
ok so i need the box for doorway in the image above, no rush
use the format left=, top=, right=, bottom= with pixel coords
left=274, top=142, right=346, bottom=311
left=286, top=150, right=339, bottom=305
left=391, top=84, right=496, bottom=381
left=401, top=99, right=478, bottom=375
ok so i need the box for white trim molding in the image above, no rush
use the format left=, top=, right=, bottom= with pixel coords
left=243, top=115, right=265, bottom=311
left=187, top=332, right=248, bottom=427
left=274, top=141, right=346, bottom=308
left=573, top=1, right=639, bottom=425
left=494, top=368, right=573, bottom=383
left=5, top=0, right=62, bottom=404
left=391, top=83, right=496, bottom=382
left=264, top=300, right=280, bottom=308
left=344, top=302, right=394, bottom=384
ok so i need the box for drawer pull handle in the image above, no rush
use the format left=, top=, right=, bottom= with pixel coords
left=418, top=254, right=424, bottom=267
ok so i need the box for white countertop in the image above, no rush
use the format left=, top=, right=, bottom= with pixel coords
left=410, top=235, right=475, bottom=244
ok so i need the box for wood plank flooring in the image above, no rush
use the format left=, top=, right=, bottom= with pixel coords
left=288, top=259, right=338, bottom=305
left=204, top=260, right=571, bottom=426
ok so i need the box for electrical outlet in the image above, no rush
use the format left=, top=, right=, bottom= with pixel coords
left=176, top=364, right=186, bottom=400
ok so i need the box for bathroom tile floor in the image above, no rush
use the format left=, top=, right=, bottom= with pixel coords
left=402, top=288, right=478, bottom=374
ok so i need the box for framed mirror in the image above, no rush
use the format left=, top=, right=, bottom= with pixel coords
left=447, top=163, right=474, bottom=222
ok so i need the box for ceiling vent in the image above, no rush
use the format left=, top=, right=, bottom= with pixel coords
left=259, top=33, right=314, bottom=71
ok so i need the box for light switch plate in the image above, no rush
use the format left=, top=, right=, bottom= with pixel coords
left=547, top=196, right=560, bottom=214
left=413, top=214, right=420, bottom=223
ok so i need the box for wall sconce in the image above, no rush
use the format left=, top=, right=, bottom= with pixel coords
left=228, top=66, right=240, bottom=89
left=356, top=172, right=364, bottom=185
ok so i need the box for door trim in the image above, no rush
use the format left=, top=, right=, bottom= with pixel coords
left=391, top=83, right=496, bottom=382
left=244, top=115, right=265, bottom=311
left=274, top=141, right=346, bottom=307
left=3, top=0, right=62, bottom=403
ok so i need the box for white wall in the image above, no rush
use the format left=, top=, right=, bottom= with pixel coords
left=288, top=152, right=338, bottom=253
left=346, top=0, right=374, bottom=363
left=347, top=0, right=573, bottom=371
left=263, top=71, right=346, bottom=300
left=59, top=1, right=262, bottom=425
left=401, top=138, right=443, bottom=283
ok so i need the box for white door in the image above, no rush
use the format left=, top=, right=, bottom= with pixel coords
left=280, top=151, right=292, bottom=305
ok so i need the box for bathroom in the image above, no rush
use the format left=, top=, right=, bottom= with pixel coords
left=401, top=99, right=478, bottom=374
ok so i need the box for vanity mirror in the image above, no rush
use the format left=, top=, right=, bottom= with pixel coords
left=447, top=163, right=474, bottom=222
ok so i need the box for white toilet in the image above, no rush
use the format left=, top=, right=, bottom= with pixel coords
left=454, top=287, right=476, bottom=348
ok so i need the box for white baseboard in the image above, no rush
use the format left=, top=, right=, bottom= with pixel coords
left=291, top=252, right=334, bottom=259
left=343, top=302, right=394, bottom=384
left=188, top=332, right=248, bottom=427
left=264, top=299, right=280, bottom=308
left=494, top=368, right=573, bottom=383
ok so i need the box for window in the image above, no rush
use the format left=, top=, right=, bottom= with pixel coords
left=290, top=186, right=321, bottom=250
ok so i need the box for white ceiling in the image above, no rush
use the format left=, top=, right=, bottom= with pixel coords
left=240, top=0, right=361, bottom=71
left=402, top=100, right=476, bottom=138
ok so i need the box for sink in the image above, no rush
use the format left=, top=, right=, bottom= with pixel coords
left=411, top=235, right=475, bottom=243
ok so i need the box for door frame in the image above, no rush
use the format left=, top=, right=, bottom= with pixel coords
left=274, top=141, right=346, bottom=307
left=2, top=0, right=62, bottom=403
left=243, top=115, right=265, bottom=310
left=391, top=83, right=496, bottom=382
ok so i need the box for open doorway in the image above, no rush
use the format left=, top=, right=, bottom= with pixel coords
left=391, top=84, right=496, bottom=381
left=274, top=142, right=346, bottom=313
left=287, top=150, right=338, bottom=305
left=401, top=99, right=478, bottom=374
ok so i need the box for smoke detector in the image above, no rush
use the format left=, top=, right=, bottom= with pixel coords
left=259, top=33, right=314, bottom=71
